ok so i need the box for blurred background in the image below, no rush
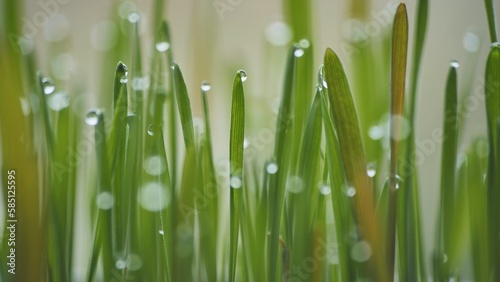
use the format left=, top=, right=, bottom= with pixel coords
left=21, top=0, right=497, bottom=278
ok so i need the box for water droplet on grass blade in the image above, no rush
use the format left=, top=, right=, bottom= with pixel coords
left=238, top=70, right=247, bottom=81
left=144, top=155, right=166, bottom=175
left=266, top=162, right=278, bottom=174
left=318, top=64, right=328, bottom=89
left=120, top=75, right=128, bottom=83
left=450, top=59, right=460, bottom=68
left=243, top=138, right=250, bottom=149
left=201, top=81, right=211, bottom=91
left=299, top=39, right=310, bottom=49
left=367, top=162, right=376, bottom=177
left=96, top=192, right=114, bottom=210
left=287, top=176, right=304, bottom=193
left=139, top=182, right=170, bottom=211
left=159, top=230, right=164, bottom=235
left=230, top=176, right=242, bottom=189
left=128, top=11, right=140, bottom=23
left=350, top=241, right=372, bottom=262
left=155, top=41, right=170, bottom=52
left=491, top=42, right=500, bottom=48
left=346, top=186, right=356, bottom=197
left=115, top=259, right=126, bottom=269
left=41, top=77, right=55, bottom=94
left=118, top=1, right=137, bottom=19
left=85, top=109, right=101, bottom=126
left=147, top=124, right=160, bottom=136
left=47, top=91, right=70, bottom=111
left=294, top=47, right=305, bottom=57
left=390, top=114, right=411, bottom=141
left=319, top=184, right=331, bottom=195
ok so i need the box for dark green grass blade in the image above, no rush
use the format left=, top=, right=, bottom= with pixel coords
left=172, top=62, right=195, bottom=149
left=434, top=64, right=458, bottom=281
left=268, top=45, right=299, bottom=282
left=107, top=62, right=129, bottom=255
left=389, top=4, right=408, bottom=280
left=467, top=138, right=490, bottom=281
left=323, top=48, right=386, bottom=281
left=484, top=0, right=498, bottom=42
left=229, top=70, right=246, bottom=282
left=87, top=111, right=113, bottom=282
left=485, top=44, right=500, bottom=280
left=399, top=1, right=428, bottom=279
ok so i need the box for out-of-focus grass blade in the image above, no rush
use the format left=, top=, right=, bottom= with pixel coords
left=388, top=4, right=408, bottom=280
left=323, top=48, right=386, bottom=281
left=87, top=110, right=113, bottom=282
left=434, top=63, right=458, bottom=281
left=485, top=44, right=500, bottom=280
left=484, top=0, right=498, bottom=42
left=467, top=138, right=490, bottom=281
left=172, top=62, right=195, bottom=149
left=268, top=45, right=299, bottom=282
left=289, top=90, right=322, bottom=275
left=229, top=70, right=246, bottom=282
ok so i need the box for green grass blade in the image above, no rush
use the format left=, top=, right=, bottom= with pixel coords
left=172, top=62, right=195, bottom=149
left=229, top=70, right=246, bottom=282
left=323, top=48, right=386, bottom=281
left=434, top=63, right=458, bottom=281
left=388, top=4, right=408, bottom=280
left=484, top=0, right=498, bottom=42
left=268, top=45, right=299, bottom=282
left=86, top=110, right=113, bottom=282
left=485, top=44, right=500, bottom=280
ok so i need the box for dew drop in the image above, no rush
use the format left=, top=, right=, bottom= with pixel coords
left=450, top=59, right=460, bottom=69
left=294, top=47, right=305, bottom=58
left=118, top=1, right=137, bottom=19
left=390, top=175, right=403, bottom=190
left=319, top=184, right=331, bottom=195
left=147, top=124, right=160, bottom=136
left=491, top=42, right=500, bottom=48
left=350, top=241, right=372, bottom=262
left=201, top=81, right=211, bottom=92
left=115, top=259, right=126, bottom=269
left=159, top=230, right=164, bottom=235
left=243, top=138, right=250, bottom=149
left=266, top=162, right=278, bottom=174
left=139, top=182, right=170, bottom=212
left=346, top=186, right=356, bottom=197
left=85, top=109, right=101, bottom=126
left=128, top=11, right=141, bottom=23
left=369, top=125, right=384, bottom=140
left=367, top=162, right=376, bottom=178
left=120, top=75, right=128, bottom=83
left=287, top=176, right=304, bottom=193
left=96, top=192, right=114, bottom=210
left=47, top=91, right=70, bottom=111
left=463, top=32, right=480, bottom=53
left=144, top=155, right=166, bottom=176
left=238, top=70, right=248, bottom=82
left=126, top=254, right=143, bottom=271
left=230, top=176, right=242, bottom=189
left=41, top=77, right=55, bottom=94
left=155, top=41, right=170, bottom=52
left=265, top=22, right=292, bottom=46
left=318, top=65, right=328, bottom=89
left=132, top=76, right=150, bottom=91
left=390, top=114, right=411, bottom=141
left=299, top=39, right=310, bottom=49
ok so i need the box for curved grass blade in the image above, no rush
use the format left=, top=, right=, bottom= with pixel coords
left=434, top=64, right=458, bottom=280
left=485, top=44, right=500, bottom=280
left=229, top=70, right=246, bottom=282
left=172, top=62, right=195, bottom=149
left=323, top=48, right=386, bottom=281
left=388, top=4, right=408, bottom=280
left=484, top=0, right=498, bottom=42
left=86, top=110, right=113, bottom=282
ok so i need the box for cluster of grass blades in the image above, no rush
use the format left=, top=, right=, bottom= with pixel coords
left=1, top=0, right=500, bottom=281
